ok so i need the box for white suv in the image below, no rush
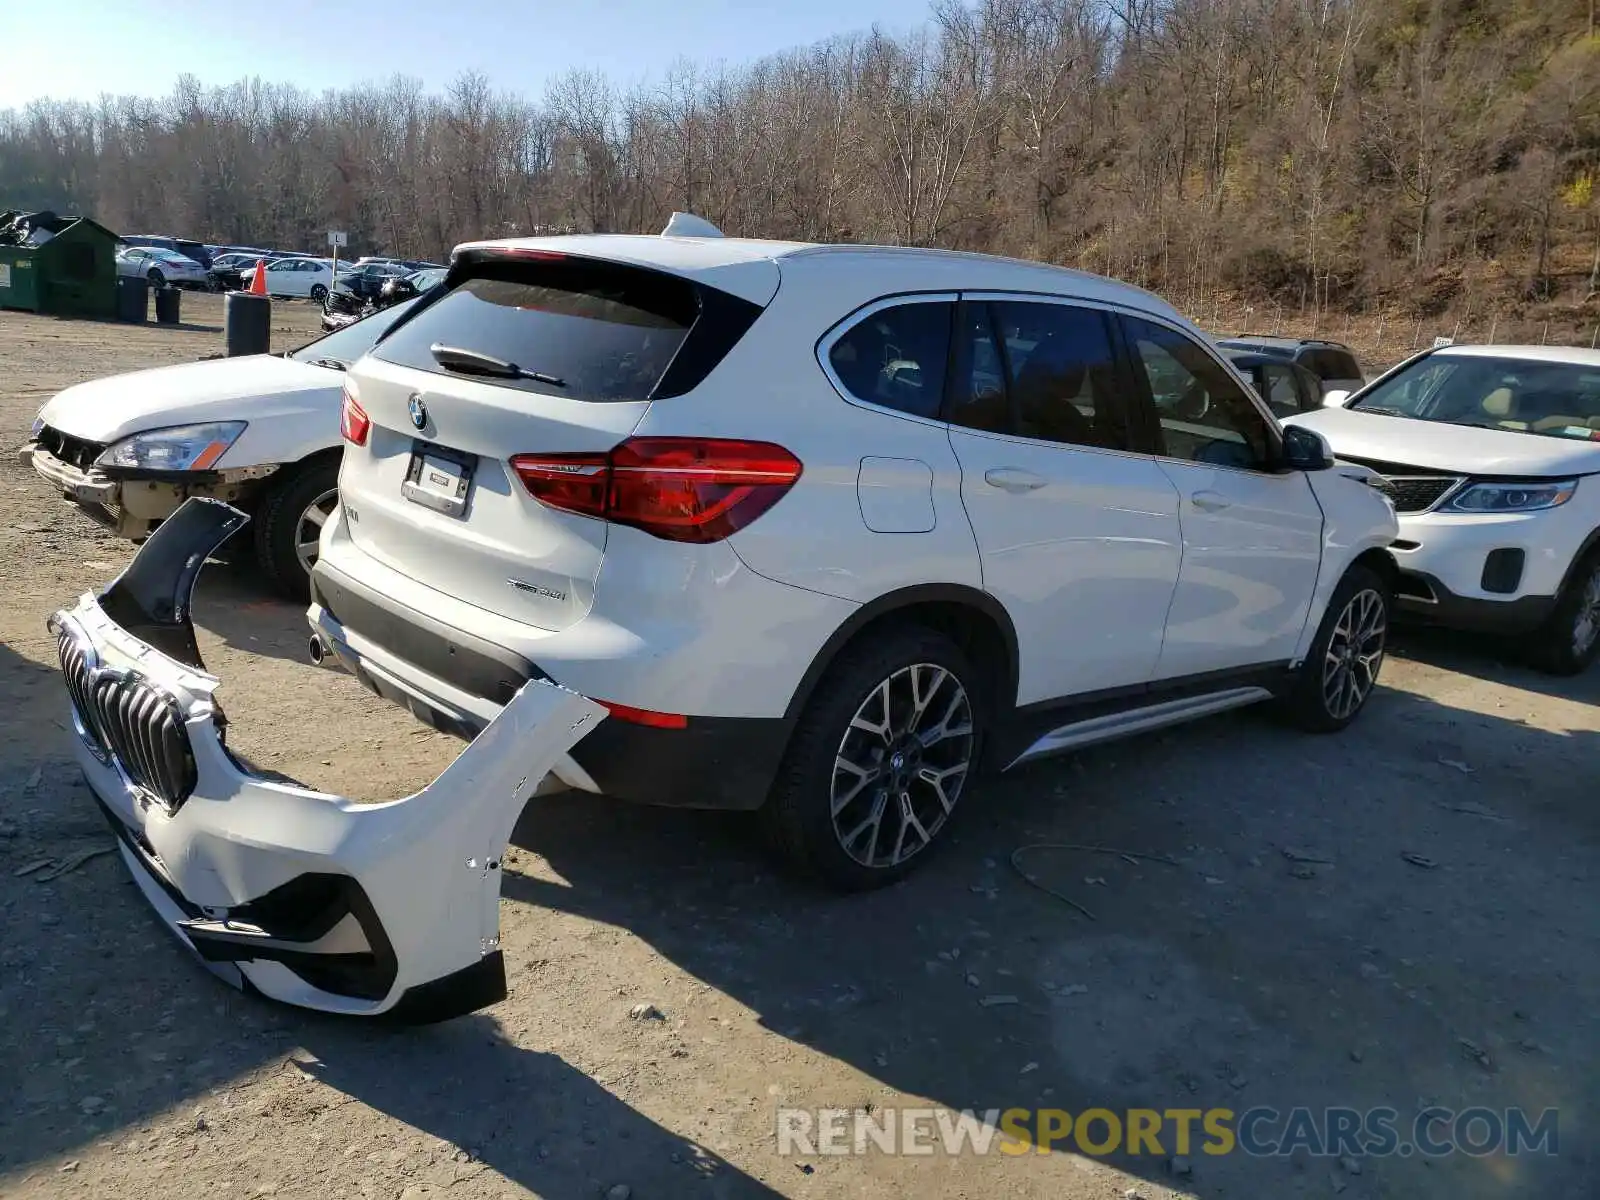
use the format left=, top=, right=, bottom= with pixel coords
left=310, top=228, right=1401, bottom=888
left=1287, top=344, right=1600, bottom=673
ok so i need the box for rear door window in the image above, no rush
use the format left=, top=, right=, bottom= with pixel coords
left=374, top=257, right=726, bottom=401
left=1259, top=363, right=1307, bottom=416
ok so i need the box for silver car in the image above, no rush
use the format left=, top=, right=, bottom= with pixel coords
left=115, top=245, right=210, bottom=290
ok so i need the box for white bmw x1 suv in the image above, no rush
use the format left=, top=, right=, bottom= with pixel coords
left=309, top=226, right=1401, bottom=889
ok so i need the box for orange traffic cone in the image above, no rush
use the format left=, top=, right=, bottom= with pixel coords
left=248, top=259, right=268, bottom=296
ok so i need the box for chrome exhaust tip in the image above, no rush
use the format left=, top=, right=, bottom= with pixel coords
left=307, top=634, right=327, bottom=666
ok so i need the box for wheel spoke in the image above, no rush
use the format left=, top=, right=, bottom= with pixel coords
left=304, top=506, right=330, bottom=529
left=898, top=801, right=930, bottom=863
left=916, top=762, right=967, bottom=813
left=831, top=755, right=880, bottom=816
left=841, top=791, right=887, bottom=857
left=909, top=665, right=948, bottom=726
left=917, top=687, right=973, bottom=748
left=297, top=540, right=320, bottom=559
left=849, top=678, right=894, bottom=743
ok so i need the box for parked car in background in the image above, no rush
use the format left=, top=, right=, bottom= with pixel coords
left=120, top=235, right=214, bottom=270
left=241, top=256, right=341, bottom=301
left=116, top=245, right=209, bottom=290
left=206, top=252, right=266, bottom=291
left=22, top=298, right=421, bottom=598
left=322, top=265, right=443, bottom=331
left=1285, top=344, right=1600, bottom=674
left=1214, top=336, right=1365, bottom=400
left=1224, top=349, right=1325, bottom=418
left=310, top=221, right=1400, bottom=893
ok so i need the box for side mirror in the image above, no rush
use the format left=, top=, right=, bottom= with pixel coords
left=1321, top=388, right=1352, bottom=408
left=1282, top=424, right=1335, bottom=472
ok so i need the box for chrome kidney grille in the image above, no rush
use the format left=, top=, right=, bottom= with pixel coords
left=56, top=624, right=198, bottom=810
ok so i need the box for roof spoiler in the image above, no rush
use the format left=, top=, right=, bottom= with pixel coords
left=661, top=212, right=725, bottom=239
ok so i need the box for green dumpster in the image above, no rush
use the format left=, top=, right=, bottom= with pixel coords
left=0, top=212, right=119, bottom=318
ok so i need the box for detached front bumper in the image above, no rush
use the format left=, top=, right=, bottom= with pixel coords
left=48, top=498, right=606, bottom=1021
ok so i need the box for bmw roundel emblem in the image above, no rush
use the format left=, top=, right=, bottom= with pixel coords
left=408, top=394, right=428, bottom=431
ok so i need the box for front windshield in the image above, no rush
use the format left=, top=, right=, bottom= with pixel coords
left=1351, top=353, right=1600, bottom=441
left=287, top=296, right=422, bottom=367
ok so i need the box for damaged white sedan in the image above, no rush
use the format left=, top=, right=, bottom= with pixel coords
left=49, top=497, right=605, bottom=1021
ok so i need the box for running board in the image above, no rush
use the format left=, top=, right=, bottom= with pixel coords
left=1006, top=686, right=1273, bottom=770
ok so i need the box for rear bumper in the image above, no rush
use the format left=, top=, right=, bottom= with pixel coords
left=49, top=498, right=606, bottom=1020
left=309, top=557, right=791, bottom=811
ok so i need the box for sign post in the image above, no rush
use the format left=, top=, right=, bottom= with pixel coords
left=327, top=229, right=348, bottom=285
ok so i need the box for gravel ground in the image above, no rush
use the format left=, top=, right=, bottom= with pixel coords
left=0, top=296, right=1595, bottom=1199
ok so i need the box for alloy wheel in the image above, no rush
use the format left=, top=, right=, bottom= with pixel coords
left=1571, top=565, right=1600, bottom=658
left=1322, top=588, right=1386, bottom=721
left=294, top=488, right=339, bottom=577
left=831, top=662, right=974, bottom=870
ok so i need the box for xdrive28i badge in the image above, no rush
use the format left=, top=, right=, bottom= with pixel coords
left=408, top=394, right=428, bottom=431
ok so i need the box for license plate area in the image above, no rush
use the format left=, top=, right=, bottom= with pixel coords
left=402, top=442, right=476, bottom=518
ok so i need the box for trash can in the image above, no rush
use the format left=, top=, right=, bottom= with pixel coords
left=0, top=211, right=118, bottom=317
left=116, top=276, right=149, bottom=323
left=154, top=285, right=181, bottom=325
left=225, top=292, right=271, bottom=356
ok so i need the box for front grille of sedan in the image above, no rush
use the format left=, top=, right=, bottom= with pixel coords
left=37, top=425, right=107, bottom=472
left=57, top=626, right=198, bottom=811
left=1336, top=456, right=1464, bottom=513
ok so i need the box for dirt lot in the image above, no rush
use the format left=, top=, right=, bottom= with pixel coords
left=0, top=296, right=1596, bottom=1199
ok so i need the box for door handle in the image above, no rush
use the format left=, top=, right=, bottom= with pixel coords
left=1190, top=490, right=1231, bottom=512
left=984, top=467, right=1047, bottom=493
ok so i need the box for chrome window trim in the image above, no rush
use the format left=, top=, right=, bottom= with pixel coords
left=814, top=292, right=960, bottom=431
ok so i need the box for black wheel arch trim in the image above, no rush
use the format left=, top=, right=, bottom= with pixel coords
left=1556, top=528, right=1600, bottom=595
left=782, top=582, right=1020, bottom=724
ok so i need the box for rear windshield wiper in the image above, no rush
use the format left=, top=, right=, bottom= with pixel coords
left=305, top=356, right=347, bottom=371
left=429, top=343, right=565, bottom=388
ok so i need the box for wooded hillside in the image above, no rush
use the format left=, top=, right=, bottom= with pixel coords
left=3, top=0, right=1598, bottom=332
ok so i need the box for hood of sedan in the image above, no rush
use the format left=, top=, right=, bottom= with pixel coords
left=38, top=354, right=340, bottom=445
left=1285, top=405, right=1600, bottom=477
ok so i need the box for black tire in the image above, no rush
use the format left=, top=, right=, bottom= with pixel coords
left=1527, top=549, right=1600, bottom=676
left=1281, top=564, right=1390, bottom=732
left=147, top=269, right=165, bottom=289
left=252, top=459, right=340, bottom=601
left=310, top=284, right=328, bottom=304
left=764, top=625, right=984, bottom=890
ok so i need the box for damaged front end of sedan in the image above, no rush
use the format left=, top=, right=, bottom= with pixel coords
left=48, top=497, right=606, bottom=1021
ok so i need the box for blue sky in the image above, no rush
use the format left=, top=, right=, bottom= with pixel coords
left=0, top=0, right=935, bottom=109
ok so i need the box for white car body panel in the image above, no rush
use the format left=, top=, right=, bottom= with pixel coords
left=1151, top=462, right=1324, bottom=678
left=314, top=503, right=860, bottom=720
left=34, top=354, right=341, bottom=460
left=949, top=425, right=1182, bottom=699
left=50, top=501, right=605, bottom=1019
left=1287, top=404, right=1600, bottom=477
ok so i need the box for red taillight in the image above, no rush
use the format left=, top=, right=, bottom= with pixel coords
left=340, top=388, right=370, bottom=446
left=510, top=437, right=802, bottom=543
left=597, top=700, right=688, bottom=729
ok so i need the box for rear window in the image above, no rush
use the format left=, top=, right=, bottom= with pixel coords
left=1301, top=348, right=1361, bottom=381
left=374, top=257, right=735, bottom=402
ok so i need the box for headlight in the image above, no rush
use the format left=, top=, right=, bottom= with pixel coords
left=1444, top=479, right=1577, bottom=513
left=30, top=408, right=45, bottom=439
left=96, top=421, right=247, bottom=471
